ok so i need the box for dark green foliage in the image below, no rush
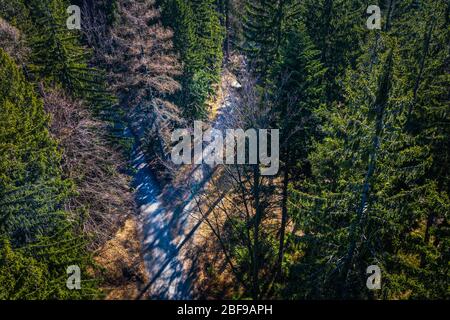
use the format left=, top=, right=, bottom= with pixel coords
left=0, top=48, right=69, bottom=243
left=272, top=21, right=326, bottom=161
left=160, top=0, right=224, bottom=119
left=174, top=0, right=448, bottom=300
left=302, top=0, right=365, bottom=103
left=0, top=0, right=448, bottom=301
left=0, top=49, right=97, bottom=299
left=281, top=1, right=449, bottom=299
left=23, top=0, right=113, bottom=114
left=243, top=0, right=281, bottom=85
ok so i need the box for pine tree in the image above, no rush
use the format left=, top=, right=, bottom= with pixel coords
left=0, top=49, right=97, bottom=299
left=286, top=13, right=449, bottom=297
left=159, top=0, right=224, bottom=119
left=242, top=0, right=282, bottom=86
left=388, top=0, right=450, bottom=298
left=285, top=36, right=398, bottom=298
left=268, top=20, right=327, bottom=294
left=302, top=0, right=365, bottom=103
left=24, top=0, right=112, bottom=113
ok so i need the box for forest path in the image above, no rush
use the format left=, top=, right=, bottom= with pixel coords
left=130, top=66, right=242, bottom=300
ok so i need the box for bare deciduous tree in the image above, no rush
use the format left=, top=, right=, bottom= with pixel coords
left=42, top=86, right=135, bottom=249
left=107, top=0, right=183, bottom=173
left=0, top=17, right=29, bottom=63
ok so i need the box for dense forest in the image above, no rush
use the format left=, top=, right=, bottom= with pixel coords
left=0, top=0, right=448, bottom=300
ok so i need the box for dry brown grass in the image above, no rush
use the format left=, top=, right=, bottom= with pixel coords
left=95, top=217, right=148, bottom=300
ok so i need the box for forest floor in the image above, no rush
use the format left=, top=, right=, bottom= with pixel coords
left=95, top=217, right=148, bottom=300
left=131, top=58, right=244, bottom=300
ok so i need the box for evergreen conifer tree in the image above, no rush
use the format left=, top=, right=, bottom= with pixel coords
left=0, top=49, right=97, bottom=299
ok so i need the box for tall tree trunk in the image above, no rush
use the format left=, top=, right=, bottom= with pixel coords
left=225, top=0, right=231, bottom=62
left=420, top=212, right=435, bottom=268
left=276, top=88, right=291, bottom=279
left=252, top=161, right=261, bottom=299
left=384, top=0, right=396, bottom=32
left=276, top=148, right=290, bottom=278
left=407, top=19, right=435, bottom=123
left=273, top=0, right=285, bottom=59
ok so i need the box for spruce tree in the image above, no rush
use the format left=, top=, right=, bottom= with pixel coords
left=243, top=0, right=282, bottom=86
left=24, top=0, right=112, bottom=113
left=269, top=20, right=326, bottom=291
left=302, top=0, right=365, bottom=103
left=159, top=0, right=224, bottom=119
left=0, top=49, right=97, bottom=299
